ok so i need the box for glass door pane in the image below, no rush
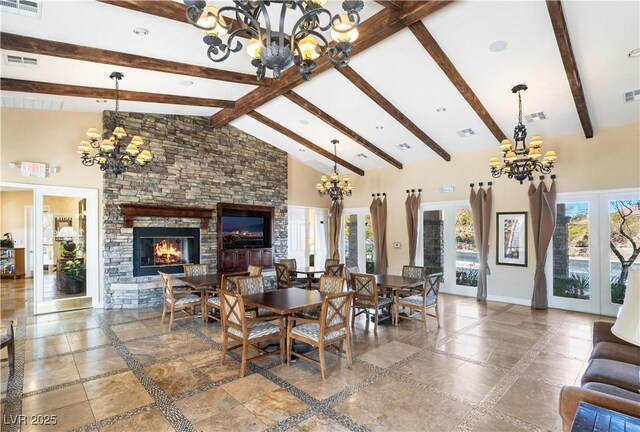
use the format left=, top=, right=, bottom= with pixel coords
left=608, top=199, right=640, bottom=305
left=365, top=214, right=374, bottom=273
left=423, top=210, right=444, bottom=278
left=455, top=208, right=478, bottom=287
left=552, top=202, right=590, bottom=300
left=344, top=214, right=359, bottom=268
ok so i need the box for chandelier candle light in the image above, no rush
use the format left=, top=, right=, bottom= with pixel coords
left=184, top=0, right=364, bottom=81
left=316, top=139, right=353, bottom=201
left=77, top=72, right=152, bottom=176
left=489, top=84, right=557, bottom=184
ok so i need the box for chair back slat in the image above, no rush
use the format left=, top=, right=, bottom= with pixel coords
left=344, top=265, right=360, bottom=289
left=248, top=265, right=262, bottom=276
left=237, top=275, right=265, bottom=296
left=318, top=275, right=344, bottom=294
left=324, top=259, right=339, bottom=268
left=220, top=290, right=246, bottom=334
left=402, top=265, right=425, bottom=280
left=325, top=263, right=344, bottom=277
left=280, top=259, right=297, bottom=271
left=275, top=263, right=290, bottom=288
left=425, top=273, right=443, bottom=297
left=352, top=273, right=377, bottom=302
left=159, top=272, right=174, bottom=301
left=321, top=291, right=353, bottom=335
left=183, top=264, right=208, bottom=277
left=220, top=272, right=249, bottom=293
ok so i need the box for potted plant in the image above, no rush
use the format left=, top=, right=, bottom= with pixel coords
left=60, top=260, right=86, bottom=294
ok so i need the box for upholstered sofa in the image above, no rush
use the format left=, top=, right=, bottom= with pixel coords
left=559, top=321, right=640, bottom=431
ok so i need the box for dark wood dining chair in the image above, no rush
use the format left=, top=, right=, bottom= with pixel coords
left=287, top=290, right=354, bottom=380
left=275, top=263, right=306, bottom=289
left=351, top=272, right=393, bottom=333
left=395, top=273, right=443, bottom=331
left=220, top=290, right=285, bottom=378
left=1, top=321, right=14, bottom=374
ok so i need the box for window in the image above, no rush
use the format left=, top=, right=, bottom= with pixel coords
left=343, top=214, right=358, bottom=268
left=552, top=202, right=590, bottom=300
left=608, top=199, right=640, bottom=304
left=423, top=210, right=444, bottom=276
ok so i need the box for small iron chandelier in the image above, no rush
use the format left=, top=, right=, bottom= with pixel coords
left=316, top=140, right=353, bottom=201
left=77, top=72, right=152, bottom=176
left=489, top=84, right=557, bottom=184
left=184, top=0, right=364, bottom=81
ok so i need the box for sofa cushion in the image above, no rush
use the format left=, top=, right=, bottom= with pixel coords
left=591, top=341, right=640, bottom=366
left=582, top=359, right=640, bottom=393
left=583, top=382, right=640, bottom=403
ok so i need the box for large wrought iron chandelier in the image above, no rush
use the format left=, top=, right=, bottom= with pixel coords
left=184, top=0, right=364, bottom=81
left=77, top=72, right=152, bottom=176
left=316, top=140, right=353, bottom=201
left=489, top=84, right=557, bottom=184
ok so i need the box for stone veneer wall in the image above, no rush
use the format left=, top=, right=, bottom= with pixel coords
left=102, top=111, right=288, bottom=308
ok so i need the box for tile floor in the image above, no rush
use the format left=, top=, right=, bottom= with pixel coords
left=0, top=278, right=614, bottom=432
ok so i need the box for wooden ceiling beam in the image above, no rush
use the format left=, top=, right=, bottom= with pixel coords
left=1, top=78, right=235, bottom=108
left=546, top=0, right=593, bottom=138
left=409, top=21, right=507, bottom=143
left=98, top=0, right=266, bottom=39
left=0, top=33, right=267, bottom=86
left=283, top=91, right=403, bottom=169
left=209, top=1, right=452, bottom=129
left=246, top=110, right=365, bottom=176
left=337, top=66, right=450, bottom=161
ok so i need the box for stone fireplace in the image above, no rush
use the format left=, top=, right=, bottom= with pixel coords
left=133, top=227, right=200, bottom=277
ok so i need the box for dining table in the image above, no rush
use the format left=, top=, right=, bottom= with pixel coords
left=374, top=274, right=424, bottom=325
left=243, top=287, right=324, bottom=359
left=291, top=266, right=326, bottom=289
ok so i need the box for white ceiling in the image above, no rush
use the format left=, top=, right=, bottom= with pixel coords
left=1, top=0, right=639, bottom=176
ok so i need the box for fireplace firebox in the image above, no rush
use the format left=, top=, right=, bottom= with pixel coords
left=133, top=227, right=200, bottom=276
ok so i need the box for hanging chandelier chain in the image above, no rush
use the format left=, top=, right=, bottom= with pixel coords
left=517, top=90, right=523, bottom=126
left=114, top=75, right=120, bottom=115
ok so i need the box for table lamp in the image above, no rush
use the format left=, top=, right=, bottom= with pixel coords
left=611, top=268, right=640, bottom=346
left=57, top=226, right=79, bottom=258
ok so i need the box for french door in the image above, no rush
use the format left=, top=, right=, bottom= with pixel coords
left=547, top=188, right=640, bottom=316
left=341, top=208, right=373, bottom=272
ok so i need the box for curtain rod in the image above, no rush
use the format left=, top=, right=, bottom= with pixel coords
left=530, top=174, right=557, bottom=181
left=370, top=193, right=386, bottom=197
left=469, top=182, right=493, bottom=187
left=405, top=189, right=422, bottom=193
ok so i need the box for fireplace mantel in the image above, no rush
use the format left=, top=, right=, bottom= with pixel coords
left=121, top=204, right=214, bottom=229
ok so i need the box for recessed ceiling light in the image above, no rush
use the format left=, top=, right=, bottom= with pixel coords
left=628, top=48, right=640, bottom=58
left=436, top=107, right=446, bottom=113
left=179, top=80, right=194, bottom=86
left=356, top=153, right=368, bottom=159
left=299, top=119, right=309, bottom=125
left=489, top=40, right=508, bottom=53
left=133, top=27, right=149, bottom=36
left=96, top=99, right=108, bottom=103
left=457, top=128, right=476, bottom=137
left=298, top=148, right=306, bottom=152
left=396, top=143, right=411, bottom=150
left=375, top=125, right=384, bottom=130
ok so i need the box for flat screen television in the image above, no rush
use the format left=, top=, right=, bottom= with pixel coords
left=221, top=216, right=265, bottom=249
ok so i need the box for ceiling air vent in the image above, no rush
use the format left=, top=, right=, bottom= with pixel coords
left=525, top=111, right=547, bottom=122
left=0, top=0, right=41, bottom=17
left=457, top=128, right=476, bottom=137
left=4, top=54, right=39, bottom=67
left=624, top=89, right=640, bottom=102
left=1, top=96, right=63, bottom=110
left=396, top=143, right=411, bottom=150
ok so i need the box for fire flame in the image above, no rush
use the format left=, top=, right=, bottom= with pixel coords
left=154, top=240, right=182, bottom=264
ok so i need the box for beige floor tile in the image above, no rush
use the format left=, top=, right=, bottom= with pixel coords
left=243, top=388, right=309, bottom=426
left=395, top=351, right=464, bottom=384
left=432, top=362, right=505, bottom=403
left=357, top=340, right=420, bottom=368
left=21, top=384, right=88, bottom=417
left=494, top=376, right=562, bottom=431
left=471, top=413, right=530, bottom=432
left=270, top=361, right=319, bottom=384
left=176, top=387, right=238, bottom=423
left=286, top=413, right=350, bottom=432
left=523, top=351, right=584, bottom=386
left=88, top=386, right=153, bottom=421
left=99, top=408, right=173, bottom=432
left=200, top=357, right=242, bottom=382
left=22, top=400, right=95, bottom=432
left=543, top=334, right=593, bottom=360
left=83, top=371, right=141, bottom=400
left=77, top=356, right=128, bottom=379
left=221, top=374, right=279, bottom=403
left=335, top=376, right=470, bottom=431
left=193, top=405, right=267, bottom=432
left=22, top=365, right=80, bottom=393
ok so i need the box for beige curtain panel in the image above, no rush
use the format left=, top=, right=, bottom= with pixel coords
left=529, top=179, right=557, bottom=309
left=370, top=196, right=389, bottom=273
left=470, top=185, right=492, bottom=301
left=405, top=192, right=421, bottom=266
left=328, top=200, right=343, bottom=260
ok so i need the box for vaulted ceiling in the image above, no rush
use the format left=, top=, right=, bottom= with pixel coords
left=2, top=1, right=639, bottom=176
